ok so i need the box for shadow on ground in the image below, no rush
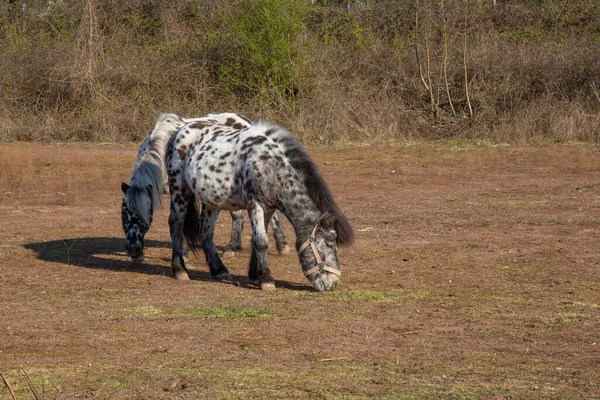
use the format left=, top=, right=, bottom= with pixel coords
left=23, top=237, right=312, bottom=291
left=23, top=237, right=177, bottom=276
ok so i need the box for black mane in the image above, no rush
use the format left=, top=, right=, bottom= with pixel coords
left=278, top=131, right=354, bottom=246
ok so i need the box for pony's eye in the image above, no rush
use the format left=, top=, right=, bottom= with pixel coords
left=326, top=242, right=334, bottom=249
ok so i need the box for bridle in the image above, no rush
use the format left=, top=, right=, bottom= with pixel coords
left=298, top=223, right=342, bottom=278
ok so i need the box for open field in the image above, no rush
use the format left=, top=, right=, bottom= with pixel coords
left=0, top=143, right=599, bottom=399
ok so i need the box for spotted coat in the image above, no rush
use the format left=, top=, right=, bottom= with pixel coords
left=121, top=113, right=288, bottom=260
left=166, top=121, right=354, bottom=291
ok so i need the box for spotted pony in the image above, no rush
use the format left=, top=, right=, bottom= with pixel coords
left=121, top=113, right=288, bottom=263
left=166, top=120, right=354, bottom=291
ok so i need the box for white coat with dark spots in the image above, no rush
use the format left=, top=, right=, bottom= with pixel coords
left=120, top=113, right=288, bottom=262
left=166, top=121, right=354, bottom=291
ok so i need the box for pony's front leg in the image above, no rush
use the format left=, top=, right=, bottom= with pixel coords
left=169, top=200, right=190, bottom=281
left=200, top=205, right=233, bottom=281
left=223, top=210, right=244, bottom=258
left=248, top=204, right=274, bottom=290
left=270, top=211, right=290, bottom=254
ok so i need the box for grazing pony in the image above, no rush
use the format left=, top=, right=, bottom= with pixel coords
left=166, top=120, right=354, bottom=291
left=120, top=113, right=288, bottom=262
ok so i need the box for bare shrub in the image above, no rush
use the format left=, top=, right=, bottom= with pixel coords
left=0, top=0, right=599, bottom=143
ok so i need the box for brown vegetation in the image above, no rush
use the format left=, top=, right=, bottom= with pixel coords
left=0, top=0, right=599, bottom=143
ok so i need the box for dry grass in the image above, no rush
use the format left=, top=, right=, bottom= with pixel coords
left=0, top=1, right=599, bottom=143
left=1, top=143, right=600, bottom=398
left=0, top=144, right=131, bottom=207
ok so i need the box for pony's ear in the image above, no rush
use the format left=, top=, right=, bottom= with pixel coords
left=319, top=214, right=336, bottom=229
left=145, top=184, right=153, bottom=198
left=121, top=182, right=130, bottom=194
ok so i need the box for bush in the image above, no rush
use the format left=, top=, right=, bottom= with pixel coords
left=210, top=0, right=308, bottom=105
left=0, top=0, right=599, bottom=143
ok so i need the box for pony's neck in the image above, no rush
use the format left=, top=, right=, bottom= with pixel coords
left=133, top=127, right=171, bottom=183
left=127, top=125, right=173, bottom=218
left=145, top=127, right=171, bottom=163
left=278, top=191, right=323, bottom=253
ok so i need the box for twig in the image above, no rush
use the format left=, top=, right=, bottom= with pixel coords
left=291, top=386, right=328, bottom=400
left=342, top=103, right=371, bottom=138
left=591, top=82, right=600, bottom=105
left=441, top=0, right=456, bottom=118
left=421, top=0, right=439, bottom=119
left=320, top=357, right=349, bottom=362
left=398, top=330, right=419, bottom=336
left=93, top=381, right=107, bottom=399
left=66, top=239, right=77, bottom=265
left=37, top=243, right=49, bottom=256
left=435, top=48, right=444, bottom=118
left=414, top=0, right=430, bottom=92
left=21, top=369, right=41, bottom=400
left=372, top=354, right=403, bottom=373
left=463, top=0, right=473, bottom=117
left=0, top=372, right=18, bottom=400
left=83, top=363, right=91, bottom=398
left=415, top=46, right=429, bottom=92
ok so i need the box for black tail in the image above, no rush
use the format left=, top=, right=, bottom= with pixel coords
left=183, top=199, right=202, bottom=252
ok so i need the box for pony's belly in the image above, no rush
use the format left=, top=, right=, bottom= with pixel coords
left=196, top=188, right=243, bottom=210
left=187, top=174, right=243, bottom=210
left=185, top=152, right=246, bottom=209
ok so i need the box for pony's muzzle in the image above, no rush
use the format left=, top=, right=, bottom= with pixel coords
left=124, top=242, right=143, bottom=258
left=309, top=270, right=341, bottom=292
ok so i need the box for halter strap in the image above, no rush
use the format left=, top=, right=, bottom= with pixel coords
left=299, top=223, right=342, bottom=277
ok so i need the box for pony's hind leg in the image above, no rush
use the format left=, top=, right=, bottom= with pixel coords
left=271, top=211, right=290, bottom=254
left=168, top=198, right=192, bottom=281
left=223, top=210, right=244, bottom=258
left=200, top=205, right=233, bottom=281
left=247, top=204, right=275, bottom=290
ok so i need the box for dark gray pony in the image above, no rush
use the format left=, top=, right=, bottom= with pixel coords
left=166, top=120, right=354, bottom=291
left=121, top=113, right=288, bottom=263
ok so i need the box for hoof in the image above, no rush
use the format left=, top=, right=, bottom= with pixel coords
left=173, top=270, right=190, bottom=281
left=277, top=244, right=291, bottom=255
left=215, top=272, right=233, bottom=282
left=260, top=281, right=276, bottom=291
left=222, top=250, right=236, bottom=259
left=132, top=254, right=145, bottom=264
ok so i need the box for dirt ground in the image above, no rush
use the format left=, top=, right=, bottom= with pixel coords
left=0, top=143, right=599, bottom=399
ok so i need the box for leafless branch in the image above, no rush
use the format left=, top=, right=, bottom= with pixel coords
left=21, top=369, right=41, bottom=400
left=464, top=0, right=473, bottom=117
left=0, top=373, right=18, bottom=400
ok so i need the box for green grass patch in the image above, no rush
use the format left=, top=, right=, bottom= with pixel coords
left=542, top=311, right=595, bottom=328
left=572, top=301, right=600, bottom=309
left=327, top=289, right=395, bottom=302
left=3, top=359, right=594, bottom=399
left=290, top=289, right=434, bottom=303
left=127, top=305, right=272, bottom=320
left=127, top=305, right=163, bottom=318
left=182, top=305, right=272, bottom=319
left=0, top=367, right=84, bottom=398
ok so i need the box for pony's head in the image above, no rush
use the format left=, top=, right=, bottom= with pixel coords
left=120, top=114, right=179, bottom=261
left=270, top=126, right=353, bottom=291
left=299, top=214, right=348, bottom=292
left=121, top=182, right=154, bottom=261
